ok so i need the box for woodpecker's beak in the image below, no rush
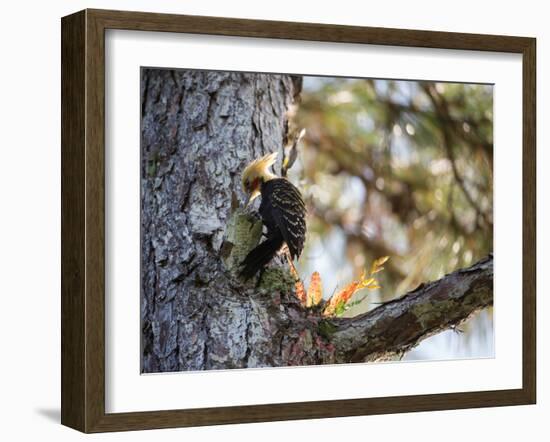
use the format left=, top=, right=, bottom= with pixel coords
left=246, top=188, right=261, bottom=208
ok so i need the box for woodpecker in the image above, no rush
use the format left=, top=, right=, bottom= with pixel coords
left=240, top=152, right=306, bottom=280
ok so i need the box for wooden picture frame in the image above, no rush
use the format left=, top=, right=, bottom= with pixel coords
left=61, top=8, right=536, bottom=433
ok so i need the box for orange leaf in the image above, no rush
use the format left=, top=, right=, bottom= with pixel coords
left=286, top=254, right=307, bottom=305
left=323, top=281, right=360, bottom=316
left=295, top=280, right=307, bottom=306
left=306, top=272, right=323, bottom=307
left=322, top=259, right=389, bottom=316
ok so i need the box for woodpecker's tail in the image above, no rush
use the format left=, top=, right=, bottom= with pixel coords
left=239, top=235, right=283, bottom=280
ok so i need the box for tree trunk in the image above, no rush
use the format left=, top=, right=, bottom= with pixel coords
left=140, top=69, right=493, bottom=373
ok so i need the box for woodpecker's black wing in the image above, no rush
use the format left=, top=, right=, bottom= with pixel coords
left=240, top=178, right=306, bottom=280
left=261, top=178, right=306, bottom=260
left=239, top=231, right=284, bottom=280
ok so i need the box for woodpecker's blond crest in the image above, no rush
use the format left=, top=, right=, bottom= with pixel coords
left=242, top=152, right=279, bottom=205
left=242, top=152, right=278, bottom=189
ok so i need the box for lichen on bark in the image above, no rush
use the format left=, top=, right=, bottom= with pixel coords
left=221, top=208, right=263, bottom=273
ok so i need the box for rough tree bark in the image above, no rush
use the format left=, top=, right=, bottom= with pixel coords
left=140, top=69, right=493, bottom=373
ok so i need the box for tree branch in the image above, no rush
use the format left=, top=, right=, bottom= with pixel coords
left=328, top=254, right=493, bottom=363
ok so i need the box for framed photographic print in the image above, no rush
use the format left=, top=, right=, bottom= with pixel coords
left=61, top=9, right=536, bottom=433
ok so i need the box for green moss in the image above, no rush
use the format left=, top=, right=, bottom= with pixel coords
left=259, top=267, right=295, bottom=293
left=147, top=152, right=160, bottom=177
left=318, top=320, right=337, bottom=339
left=411, top=300, right=455, bottom=328
left=147, top=160, right=157, bottom=177
left=222, top=209, right=263, bottom=272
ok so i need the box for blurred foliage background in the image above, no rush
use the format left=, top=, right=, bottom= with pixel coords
left=288, top=77, right=494, bottom=360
